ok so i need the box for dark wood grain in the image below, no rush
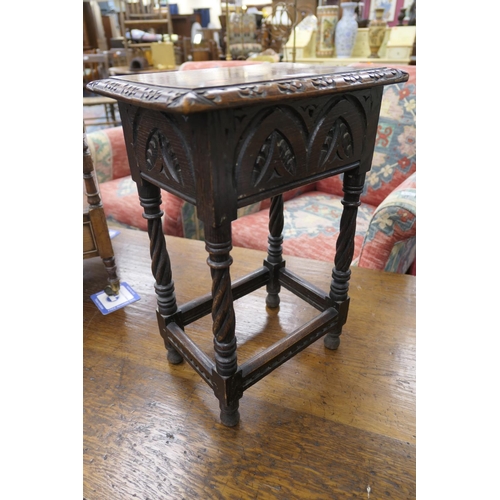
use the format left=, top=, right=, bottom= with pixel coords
left=84, top=227, right=416, bottom=499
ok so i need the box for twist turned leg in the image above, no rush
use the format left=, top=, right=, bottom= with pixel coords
left=205, top=224, right=240, bottom=426
left=266, top=195, right=285, bottom=308
left=324, top=172, right=365, bottom=350
left=138, top=180, right=183, bottom=365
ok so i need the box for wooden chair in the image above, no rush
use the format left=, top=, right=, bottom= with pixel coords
left=83, top=52, right=121, bottom=128
left=83, top=125, right=120, bottom=296
left=117, top=0, right=173, bottom=65
left=83, top=52, right=111, bottom=89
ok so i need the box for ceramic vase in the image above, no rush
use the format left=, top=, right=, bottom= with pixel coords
left=368, top=8, right=387, bottom=58
left=334, top=2, right=358, bottom=58
left=315, top=5, right=339, bottom=57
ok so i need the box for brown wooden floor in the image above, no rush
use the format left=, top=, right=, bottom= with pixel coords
left=83, top=227, right=416, bottom=499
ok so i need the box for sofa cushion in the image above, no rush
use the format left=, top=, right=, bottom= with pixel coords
left=258, top=183, right=316, bottom=211
left=178, top=201, right=263, bottom=240
left=316, top=64, right=416, bottom=207
left=87, top=126, right=130, bottom=183
left=231, top=192, right=376, bottom=263
left=171, top=185, right=316, bottom=240
left=98, top=176, right=186, bottom=235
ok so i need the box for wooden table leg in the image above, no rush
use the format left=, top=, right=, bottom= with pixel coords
left=137, top=179, right=183, bottom=365
left=265, top=194, right=285, bottom=308
left=324, top=171, right=365, bottom=350
left=204, top=222, right=240, bottom=427
left=83, top=129, right=120, bottom=295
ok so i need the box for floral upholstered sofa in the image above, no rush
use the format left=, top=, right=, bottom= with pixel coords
left=87, top=63, right=416, bottom=274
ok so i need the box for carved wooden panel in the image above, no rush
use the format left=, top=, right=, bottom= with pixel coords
left=122, top=90, right=372, bottom=206
left=235, top=106, right=308, bottom=195
left=131, top=108, right=197, bottom=200
left=235, top=92, right=367, bottom=201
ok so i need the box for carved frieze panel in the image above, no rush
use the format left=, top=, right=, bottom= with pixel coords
left=307, top=96, right=365, bottom=171
left=132, top=109, right=196, bottom=198
left=235, top=94, right=366, bottom=200
left=235, top=106, right=308, bottom=197
left=117, top=89, right=375, bottom=207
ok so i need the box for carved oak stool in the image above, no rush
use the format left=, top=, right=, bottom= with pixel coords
left=88, top=63, right=408, bottom=426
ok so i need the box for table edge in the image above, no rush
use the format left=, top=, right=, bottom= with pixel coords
left=86, top=66, right=409, bottom=114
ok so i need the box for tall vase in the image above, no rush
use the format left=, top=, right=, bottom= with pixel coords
left=315, top=5, right=339, bottom=57
left=334, top=2, right=358, bottom=58
left=368, top=8, right=387, bottom=58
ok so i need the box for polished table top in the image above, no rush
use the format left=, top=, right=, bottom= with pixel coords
left=87, top=62, right=409, bottom=114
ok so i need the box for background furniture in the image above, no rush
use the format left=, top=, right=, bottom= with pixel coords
left=83, top=52, right=121, bottom=129
left=83, top=126, right=120, bottom=296
left=83, top=96, right=121, bottom=129
left=262, top=0, right=317, bottom=59
left=83, top=52, right=111, bottom=88
left=83, top=227, right=416, bottom=497
left=83, top=0, right=108, bottom=52
left=116, top=1, right=204, bottom=66
left=171, top=13, right=205, bottom=63
left=86, top=62, right=416, bottom=275
left=171, top=13, right=202, bottom=38
left=226, top=10, right=263, bottom=59
left=119, top=0, right=173, bottom=41
left=117, top=0, right=172, bottom=67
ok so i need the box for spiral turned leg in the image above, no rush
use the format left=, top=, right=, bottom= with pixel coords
left=324, top=172, right=365, bottom=350
left=205, top=223, right=240, bottom=426
left=265, top=194, right=285, bottom=308
left=138, top=180, right=183, bottom=365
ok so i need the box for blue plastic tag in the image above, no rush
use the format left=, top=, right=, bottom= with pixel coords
left=109, top=228, right=120, bottom=239
left=90, top=282, right=140, bottom=315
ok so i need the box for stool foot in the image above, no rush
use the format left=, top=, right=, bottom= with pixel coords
left=265, top=293, right=280, bottom=308
left=219, top=400, right=240, bottom=427
left=324, top=332, right=341, bottom=350
left=167, top=348, right=184, bottom=364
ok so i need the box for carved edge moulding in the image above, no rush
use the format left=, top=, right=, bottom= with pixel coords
left=86, top=66, right=408, bottom=114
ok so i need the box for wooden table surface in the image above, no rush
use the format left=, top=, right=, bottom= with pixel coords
left=83, top=227, right=416, bottom=499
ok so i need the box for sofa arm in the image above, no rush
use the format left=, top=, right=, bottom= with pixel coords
left=357, top=172, right=416, bottom=273
left=86, top=127, right=131, bottom=184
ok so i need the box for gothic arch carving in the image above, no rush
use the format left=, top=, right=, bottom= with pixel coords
left=235, top=106, right=308, bottom=197
left=133, top=109, right=195, bottom=193
left=308, top=96, right=366, bottom=172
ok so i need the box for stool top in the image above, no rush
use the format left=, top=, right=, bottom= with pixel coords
left=87, top=62, right=408, bottom=115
